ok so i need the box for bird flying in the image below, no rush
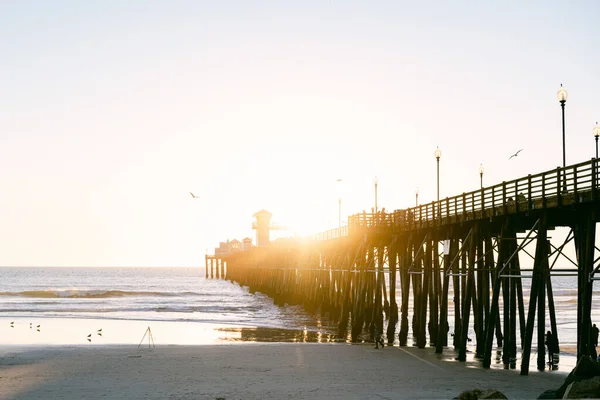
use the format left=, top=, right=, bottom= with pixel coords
left=509, top=149, right=523, bottom=160
left=190, top=192, right=198, bottom=198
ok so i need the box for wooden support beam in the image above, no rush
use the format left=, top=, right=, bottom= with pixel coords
left=520, top=217, right=546, bottom=375
left=419, top=238, right=431, bottom=348
left=431, top=236, right=440, bottom=346
left=483, top=267, right=502, bottom=368
left=546, top=269, right=559, bottom=356
left=399, top=236, right=410, bottom=346
left=575, top=210, right=597, bottom=359
left=371, top=245, right=385, bottom=344
left=451, top=238, right=461, bottom=348
left=387, top=242, right=399, bottom=344
left=537, top=236, right=547, bottom=371
left=436, top=272, right=450, bottom=354
left=411, top=238, right=423, bottom=346
left=475, top=235, right=485, bottom=358
left=458, top=227, right=476, bottom=361
left=483, top=222, right=509, bottom=368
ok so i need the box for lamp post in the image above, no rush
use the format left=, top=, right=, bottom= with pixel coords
left=415, top=187, right=419, bottom=207
left=594, top=122, right=600, bottom=159
left=373, top=176, right=379, bottom=213
left=435, top=147, right=441, bottom=219
left=557, top=84, right=568, bottom=191
left=336, top=178, right=343, bottom=231
left=479, top=164, right=484, bottom=189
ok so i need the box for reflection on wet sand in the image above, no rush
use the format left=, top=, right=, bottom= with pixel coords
left=215, top=327, right=572, bottom=372
left=216, top=327, right=342, bottom=343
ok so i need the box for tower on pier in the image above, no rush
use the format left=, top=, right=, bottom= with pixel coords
left=252, top=210, right=273, bottom=247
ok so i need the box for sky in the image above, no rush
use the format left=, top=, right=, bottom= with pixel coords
left=1, top=1, right=599, bottom=267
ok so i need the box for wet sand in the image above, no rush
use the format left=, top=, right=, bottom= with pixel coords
left=0, top=343, right=570, bottom=400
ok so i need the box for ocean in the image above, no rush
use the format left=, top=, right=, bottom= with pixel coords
left=0, top=267, right=335, bottom=346
left=0, top=266, right=593, bottom=353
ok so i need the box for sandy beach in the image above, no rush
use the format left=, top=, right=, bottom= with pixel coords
left=0, top=343, right=571, bottom=400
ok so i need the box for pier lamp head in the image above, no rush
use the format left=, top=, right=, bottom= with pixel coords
left=434, top=147, right=441, bottom=160
left=336, top=178, right=343, bottom=201
left=594, top=122, right=600, bottom=139
left=557, top=84, right=568, bottom=103
left=373, top=176, right=379, bottom=186
left=479, top=164, right=484, bottom=175
left=415, top=187, right=419, bottom=195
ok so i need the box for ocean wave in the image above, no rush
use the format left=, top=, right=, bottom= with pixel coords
left=0, top=290, right=202, bottom=299
left=0, top=304, right=263, bottom=314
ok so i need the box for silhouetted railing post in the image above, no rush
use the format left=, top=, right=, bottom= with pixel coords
left=527, top=174, right=532, bottom=211
left=502, top=182, right=507, bottom=215
left=556, top=167, right=562, bottom=206
left=480, top=186, right=485, bottom=217
left=593, top=158, right=598, bottom=201
left=542, top=173, right=547, bottom=208
left=574, top=165, right=578, bottom=196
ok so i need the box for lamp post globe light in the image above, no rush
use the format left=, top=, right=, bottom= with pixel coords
left=557, top=84, right=568, bottom=191
left=373, top=176, right=379, bottom=213
left=415, top=187, right=419, bottom=207
left=594, top=122, right=600, bottom=159
left=479, top=164, right=484, bottom=189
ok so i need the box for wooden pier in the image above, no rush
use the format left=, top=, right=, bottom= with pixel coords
left=207, top=158, right=599, bottom=374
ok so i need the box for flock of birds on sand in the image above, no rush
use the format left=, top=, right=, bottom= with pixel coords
left=9, top=321, right=41, bottom=331
left=9, top=321, right=103, bottom=342
left=87, top=329, right=103, bottom=342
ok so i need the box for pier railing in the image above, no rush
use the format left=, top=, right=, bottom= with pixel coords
left=314, top=226, right=349, bottom=241
left=317, top=158, right=599, bottom=239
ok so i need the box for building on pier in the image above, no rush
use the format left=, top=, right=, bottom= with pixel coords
left=252, top=210, right=273, bottom=247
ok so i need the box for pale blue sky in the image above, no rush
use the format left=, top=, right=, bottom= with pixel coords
left=1, top=1, right=599, bottom=266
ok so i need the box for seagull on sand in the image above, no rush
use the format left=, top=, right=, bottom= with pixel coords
left=509, top=149, right=523, bottom=160
left=87, top=334, right=92, bottom=338
left=97, top=328, right=102, bottom=332
left=189, top=192, right=198, bottom=198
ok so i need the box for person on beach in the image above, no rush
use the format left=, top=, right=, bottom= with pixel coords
left=373, top=325, right=384, bottom=349
left=545, top=331, right=559, bottom=365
